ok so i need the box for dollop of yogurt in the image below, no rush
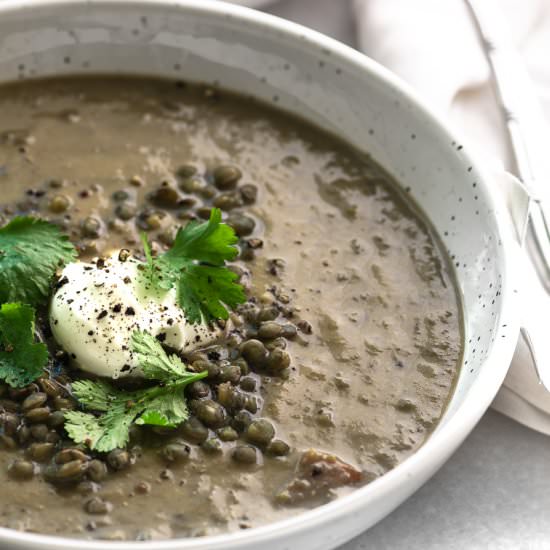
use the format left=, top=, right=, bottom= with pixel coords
left=50, top=252, right=220, bottom=378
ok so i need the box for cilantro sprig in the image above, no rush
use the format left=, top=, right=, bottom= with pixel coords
left=140, top=208, right=246, bottom=324
left=0, top=216, right=76, bottom=306
left=0, top=303, right=48, bottom=388
left=0, top=216, right=75, bottom=389
left=64, top=331, right=207, bottom=452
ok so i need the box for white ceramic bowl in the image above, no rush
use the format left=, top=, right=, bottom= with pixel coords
left=0, top=1, right=522, bottom=549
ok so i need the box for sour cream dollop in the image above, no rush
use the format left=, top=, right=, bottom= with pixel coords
left=49, top=252, right=220, bottom=378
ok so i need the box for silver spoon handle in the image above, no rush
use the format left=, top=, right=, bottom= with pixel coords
left=466, top=0, right=550, bottom=275
left=466, top=0, right=550, bottom=391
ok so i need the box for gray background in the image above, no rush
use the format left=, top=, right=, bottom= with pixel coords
left=259, top=0, right=550, bottom=548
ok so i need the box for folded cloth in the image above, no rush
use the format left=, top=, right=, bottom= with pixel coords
left=233, top=0, right=550, bottom=433
left=355, top=0, right=550, bottom=434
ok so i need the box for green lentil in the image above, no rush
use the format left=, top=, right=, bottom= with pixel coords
left=234, top=358, right=250, bottom=376
left=217, top=382, right=244, bottom=412
left=143, top=212, right=163, bottom=230
left=195, top=400, right=227, bottom=429
left=217, top=426, right=239, bottom=442
left=181, top=417, right=209, bottom=443
left=158, top=227, right=176, bottom=246
left=150, top=182, right=181, bottom=208
left=85, top=497, right=113, bottom=515
left=8, top=459, right=35, bottom=480
left=25, top=407, right=51, bottom=423
left=178, top=176, right=205, bottom=194
left=48, top=194, right=72, bottom=213
left=112, top=190, right=130, bottom=201
left=282, top=324, right=298, bottom=339
left=38, top=378, right=61, bottom=398
left=198, top=184, right=217, bottom=199
left=226, top=213, right=256, bottom=236
left=239, top=245, right=255, bottom=261
left=201, top=438, right=223, bottom=454
left=47, top=179, right=64, bottom=189
left=246, top=419, right=275, bottom=446
left=192, top=359, right=220, bottom=379
left=9, top=385, right=36, bottom=401
left=244, top=395, right=258, bottom=414
left=240, top=339, right=268, bottom=368
left=44, top=460, right=88, bottom=484
left=219, top=365, right=242, bottom=385
left=257, top=306, right=279, bottom=322
left=55, top=448, right=89, bottom=464
left=81, top=216, right=102, bottom=238
left=316, top=410, right=335, bottom=427
left=196, top=206, right=213, bottom=219
left=232, top=445, right=258, bottom=465
left=265, top=337, right=287, bottom=351
left=0, top=412, right=19, bottom=435
left=239, top=183, right=258, bottom=204
left=130, top=175, right=145, bottom=187
left=27, top=442, right=55, bottom=462
left=47, top=410, right=66, bottom=428
left=213, top=165, right=242, bottom=190
left=87, top=459, right=108, bottom=482
left=232, top=410, right=253, bottom=433
left=257, top=322, right=283, bottom=340
left=45, top=431, right=61, bottom=444
left=187, top=380, right=210, bottom=399
left=53, top=396, right=76, bottom=410
left=266, top=348, right=291, bottom=372
left=0, top=435, right=16, bottom=450
left=213, top=192, right=243, bottom=211
left=17, top=426, right=31, bottom=445
left=266, top=439, right=290, bottom=457
left=0, top=399, right=19, bottom=413
left=239, top=377, right=257, bottom=392
left=107, top=449, right=130, bottom=470
left=115, top=202, right=137, bottom=221
left=21, top=392, right=47, bottom=411
left=30, top=424, right=49, bottom=442
left=176, top=164, right=198, bottom=179
left=162, top=443, right=191, bottom=463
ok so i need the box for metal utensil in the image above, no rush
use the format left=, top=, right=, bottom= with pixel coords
left=466, top=0, right=550, bottom=390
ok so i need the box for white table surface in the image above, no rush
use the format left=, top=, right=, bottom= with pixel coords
left=255, top=0, right=550, bottom=547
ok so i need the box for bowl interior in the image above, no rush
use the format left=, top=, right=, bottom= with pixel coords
left=0, top=1, right=520, bottom=548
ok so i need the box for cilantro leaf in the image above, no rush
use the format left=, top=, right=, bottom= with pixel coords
left=0, top=216, right=77, bottom=306
left=135, top=410, right=171, bottom=427
left=139, top=232, right=157, bottom=284
left=175, top=264, right=245, bottom=323
left=142, top=208, right=246, bottom=324
left=69, top=379, right=120, bottom=412
left=65, top=379, right=189, bottom=452
left=163, top=208, right=239, bottom=266
left=63, top=411, right=111, bottom=450
left=135, top=388, right=189, bottom=428
left=64, top=331, right=207, bottom=452
left=65, top=378, right=142, bottom=452
left=64, top=405, right=136, bottom=452
left=0, top=303, right=48, bottom=388
left=131, top=330, right=197, bottom=380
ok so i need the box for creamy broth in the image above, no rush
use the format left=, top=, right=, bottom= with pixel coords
left=0, top=77, right=462, bottom=540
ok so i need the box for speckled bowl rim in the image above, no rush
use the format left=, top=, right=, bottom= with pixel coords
left=0, top=0, right=521, bottom=548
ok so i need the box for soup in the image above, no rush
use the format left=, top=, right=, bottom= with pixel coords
left=0, top=77, right=462, bottom=540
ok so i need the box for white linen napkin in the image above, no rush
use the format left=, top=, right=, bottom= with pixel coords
left=231, top=0, right=550, bottom=434
left=353, top=0, right=550, bottom=434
